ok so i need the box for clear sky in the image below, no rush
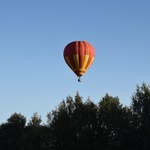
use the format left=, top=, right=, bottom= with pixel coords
left=0, top=0, right=150, bottom=124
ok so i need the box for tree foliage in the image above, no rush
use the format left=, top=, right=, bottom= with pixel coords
left=131, top=83, right=150, bottom=150
left=0, top=84, right=150, bottom=150
left=0, top=113, right=26, bottom=150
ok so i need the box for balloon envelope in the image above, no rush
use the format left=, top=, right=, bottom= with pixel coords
left=63, top=41, right=95, bottom=81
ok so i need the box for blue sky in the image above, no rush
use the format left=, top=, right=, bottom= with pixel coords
left=0, top=0, right=150, bottom=124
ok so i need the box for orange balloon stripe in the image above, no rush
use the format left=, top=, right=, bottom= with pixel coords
left=78, top=42, right=84, bottom=68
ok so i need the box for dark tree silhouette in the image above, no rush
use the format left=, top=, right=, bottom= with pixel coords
left=0, top=113, right=26, bottom=150
left=131, top=83, right=150, bottom=150
left=1, top=84, right=150, bottom=150
left=96, top=94, right=132, bottom=150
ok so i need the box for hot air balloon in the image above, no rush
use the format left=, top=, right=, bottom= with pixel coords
left=63, top=41, right=95, bottom=82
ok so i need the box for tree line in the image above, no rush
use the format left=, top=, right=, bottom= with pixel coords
left=1, top=83, right=150, bottom=150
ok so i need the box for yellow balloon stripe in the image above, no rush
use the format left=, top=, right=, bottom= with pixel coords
left=73, top=55, right=79, bottom=69
left=65, top=57, right=74, bottom=70
left=65, top=56, right=94, bottom=74
left=86, top=57, right=94, bottom=70
left=82, top=55, right=89, bottom=70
